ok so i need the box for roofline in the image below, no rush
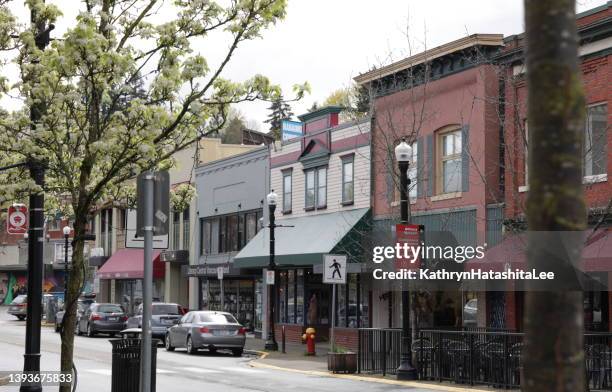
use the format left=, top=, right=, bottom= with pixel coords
left=576, top=1, right=612, bottom=19
left=354, top=33, right=504, bottom=85
left=195, top=145, right=268, bottom=174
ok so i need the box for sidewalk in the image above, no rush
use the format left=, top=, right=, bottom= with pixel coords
left=244, top=336, right=510, bottom=392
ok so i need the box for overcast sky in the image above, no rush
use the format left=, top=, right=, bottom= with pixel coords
left=4, top=0, right=608, bottom=132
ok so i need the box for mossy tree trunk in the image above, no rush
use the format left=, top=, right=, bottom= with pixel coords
left=523, top=1, right=587, bottom=391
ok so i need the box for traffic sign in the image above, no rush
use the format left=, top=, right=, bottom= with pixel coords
left=7, top=204, right=28, bottom=235
left=323, top=254, right=347, bottom=284
left=136, top=170, right=169, bottom=236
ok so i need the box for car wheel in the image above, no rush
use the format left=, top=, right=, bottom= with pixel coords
left=87, top=323, right=96, bottom=337
left=165, top=334, right=174, bottom=352
left=232, top=348, right=244, bottom=357
left=186, top=336, right=197, bottom=355
left=17, top=315, right=25, bottom=321
left=75, top=322, right=81, bottom=336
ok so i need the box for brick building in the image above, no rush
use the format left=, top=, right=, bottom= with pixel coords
left=355, top=34, right=506, bottom=329
left=499, top=2, right=612, bottom=331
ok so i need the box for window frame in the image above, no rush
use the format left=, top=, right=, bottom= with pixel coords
left=304, top=166, right=328, bottom=211
left=282, top=169, right=293, bottom=214
left=584, top=102, right=608, bottom=178
left=436, top=127, right=462, bottom=194
left=341, top=154, right=355, bottom=206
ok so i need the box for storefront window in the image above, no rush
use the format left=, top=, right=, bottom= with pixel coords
left=238, top=214, right=245, bottom=249
left=172, top=210, right=180, bottom=250
left=278, top=272, right=286, bottom=323
left=360, top=275, right=370, bottom=327
left=228, top=215, right=238, bottom=251
left=296, top=270, right=304, bottom=324
left=182, top=209, right=190, bottom=250
left=288, top=270, right=295, bottom=323
left=219, top=217, right=226, bottom=252
left=246, top=213, right=257, bottom=241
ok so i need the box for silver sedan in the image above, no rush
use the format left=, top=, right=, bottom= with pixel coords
left=165, top=311, right=246, bottom=356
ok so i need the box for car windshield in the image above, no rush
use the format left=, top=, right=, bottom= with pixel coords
left=97, top=305, right=123, bottom=313
left=198, top=313, right=238, bottom=324
left=12, top=295, right=27, bottom=304
left=152, top=304, right=180, bottom=315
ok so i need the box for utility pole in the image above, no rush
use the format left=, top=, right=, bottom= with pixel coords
left=21, top=4, right=53, bottom=392
left=140, top=171, right=154, bottom=392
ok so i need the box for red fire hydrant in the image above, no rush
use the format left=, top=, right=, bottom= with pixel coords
left=302, top=327, right=316, bottom=356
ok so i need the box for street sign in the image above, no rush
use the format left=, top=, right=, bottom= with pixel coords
left=136, top=170, right=170, bottom=236
left=266, top=270, right=275, bottom=285
left=217, top=266, right=224, bottom=280
left=395, top=223, right=422, bottom=270
left=7, top=204, right=28, bottom=235
left=125, top=209, right=169, bottom=249
left=281, top=119, right=303, bottom=141
left=323, top=254, right=347, bottom=284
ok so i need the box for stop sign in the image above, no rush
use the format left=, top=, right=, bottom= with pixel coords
left=7, top=204, right=28, bottom=235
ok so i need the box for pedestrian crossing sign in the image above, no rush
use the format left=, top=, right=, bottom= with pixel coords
left=323, top=254, right=347, bottom=284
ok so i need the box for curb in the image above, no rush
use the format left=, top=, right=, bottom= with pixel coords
left=244, top=349, right=269, bottom=359
left=0, top=375, right=9, bottom=386
left=248, top=360, right=496, bottom=392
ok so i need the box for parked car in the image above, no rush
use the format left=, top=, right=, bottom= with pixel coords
left=7, top=295, right=28, bottom=320
left=126, top=303, right=184, bottom=342
left=55, top=298, right=96, bottom=333
left=76, top=303, right=127, bottom=337
left=6, top=294, right=56, bottom=321
left=165, top=311, right=246, bottom=356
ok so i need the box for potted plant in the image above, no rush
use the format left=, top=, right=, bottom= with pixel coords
left=327, top=345, right=357, bottom=374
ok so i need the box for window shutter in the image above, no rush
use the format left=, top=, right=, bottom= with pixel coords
left=461, top=125, right=470, bottom=192
left=386, top=156, right=394, bottom=204
left=417, top=137, right=424, bottom=198
left=426, top=134, right=434, bottom=197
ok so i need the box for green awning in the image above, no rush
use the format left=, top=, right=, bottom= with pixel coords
left=234, top=208, right=369, bottom=268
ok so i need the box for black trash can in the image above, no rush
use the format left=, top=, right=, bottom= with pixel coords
left=109, top=338, right=159, bottom=392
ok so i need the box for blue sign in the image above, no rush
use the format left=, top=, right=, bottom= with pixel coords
left=281, top=120, right=302, bottom=141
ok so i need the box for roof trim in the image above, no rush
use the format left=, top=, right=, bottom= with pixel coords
left=354, top=34, right=504, bottom=85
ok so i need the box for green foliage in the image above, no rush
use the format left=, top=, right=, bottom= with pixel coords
left=322, top=84, right=370, bottom=121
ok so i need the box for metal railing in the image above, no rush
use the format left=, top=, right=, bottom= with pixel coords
left=357, top=328, right=612, bottom=390
left=357, top=328, right=402, bottom=375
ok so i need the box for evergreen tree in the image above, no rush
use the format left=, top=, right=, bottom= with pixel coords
left=265, top=95, right=294, bottom=140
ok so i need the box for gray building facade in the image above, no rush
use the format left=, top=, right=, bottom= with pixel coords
left=192, top=146, right=269, bottom=334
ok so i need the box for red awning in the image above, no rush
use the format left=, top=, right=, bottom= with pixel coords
left=97, top=249, right=164, bottom=280
left=467, top=228, right=612, bottom=272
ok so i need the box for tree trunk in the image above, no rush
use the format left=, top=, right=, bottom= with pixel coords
left=523, top=1, right=586, bottom=391
left=59, top=213, right=88, bottom=392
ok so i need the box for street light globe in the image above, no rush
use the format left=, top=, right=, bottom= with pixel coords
left=63, top=226, right=72, bottom=236
left=394, top=138, right=412, bottom=163
left=267, top=190, right=278, bottom=206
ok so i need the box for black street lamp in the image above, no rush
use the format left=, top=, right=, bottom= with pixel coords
left=395, top=138, right=417, bottom=380
left=265, top=190, right=279, bottom=351
left=63, top=226, right=71, bottom=305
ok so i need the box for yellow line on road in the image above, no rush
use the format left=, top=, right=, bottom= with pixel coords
left=248, top=360, right=498, bottom=392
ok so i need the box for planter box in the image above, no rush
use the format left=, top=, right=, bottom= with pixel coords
left=327, top=352, right=357, bottom=374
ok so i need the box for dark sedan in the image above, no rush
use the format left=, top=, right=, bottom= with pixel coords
left=55, top=299, right=96, bottom=333
left=165, top=311, right=246, bottom=356
left=76, top=303, right=127, bottom=337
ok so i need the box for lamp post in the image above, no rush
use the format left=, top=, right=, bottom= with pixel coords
left=265, top=190, right=279, bottom=351
left=395, top=138, right=417, bottom=380
left=63, top=226, right=71, bottom=305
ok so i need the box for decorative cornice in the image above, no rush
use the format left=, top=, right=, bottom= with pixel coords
left=354, top=34, right=504, bottom=85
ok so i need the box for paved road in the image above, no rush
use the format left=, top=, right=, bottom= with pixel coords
left=0, top=308, right=436, bottom=391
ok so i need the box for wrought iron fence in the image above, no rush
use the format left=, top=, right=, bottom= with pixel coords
left=357, top=328, right=612, bottom=390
